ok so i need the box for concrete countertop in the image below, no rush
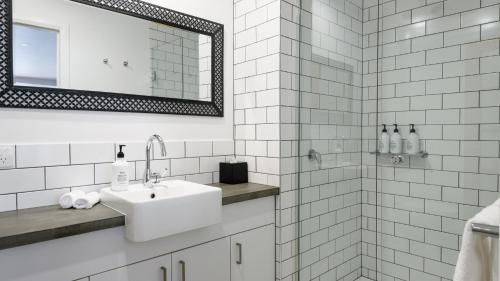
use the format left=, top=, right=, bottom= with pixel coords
left=0, top=182, right=279, bottom=250
left=0, top=204, right=124, bottom=251
left=211, top=182, right=280, bottom=205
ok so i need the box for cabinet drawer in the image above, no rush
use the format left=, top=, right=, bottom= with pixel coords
left=231, top=224, right=274, bottom=281
left=90, top=255, right=171, bottom=281
left=172, top=237, right=230, bottom=281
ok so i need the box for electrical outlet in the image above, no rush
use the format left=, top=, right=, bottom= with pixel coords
left=0, top=146, right=15, bottom=169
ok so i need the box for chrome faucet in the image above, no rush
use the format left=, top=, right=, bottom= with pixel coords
left=143, top=134, right=167, bottom=187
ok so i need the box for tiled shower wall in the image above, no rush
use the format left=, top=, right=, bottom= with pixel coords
left=0, top=140, right=233, bottom=211
left=362, top=0, right=500, bottom=280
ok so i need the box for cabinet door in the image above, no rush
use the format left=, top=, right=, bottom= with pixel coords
left=90, top=254, right=171, bottom=281
left=231, top=224, right=275, bottom=281
left=172, top=238, right=230, bottom=281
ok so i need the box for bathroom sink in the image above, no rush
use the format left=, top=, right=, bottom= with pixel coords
left=100, top=180, right=222, bottom=242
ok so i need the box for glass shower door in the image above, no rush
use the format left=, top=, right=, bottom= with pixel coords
left=297, top=0, right=364, bottom=280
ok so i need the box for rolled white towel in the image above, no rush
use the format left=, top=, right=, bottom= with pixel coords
left=73, top=192, right=101, bottom=209
left=59, top=190, right=85, bottom=209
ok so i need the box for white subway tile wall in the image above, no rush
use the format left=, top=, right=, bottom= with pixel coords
left=233, top=0, right=282, bottom=184
left=363, top=0, right=500, bottom=280
left=0, top=140, right=233, bottom=210
left=16, top=144, right=70, bottom=168
left=70, top=143, right=115, bottom=164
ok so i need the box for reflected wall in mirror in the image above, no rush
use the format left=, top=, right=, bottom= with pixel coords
left=12, top=0, right=213, bottom=102
left=150, top=25, right=212, bottom=101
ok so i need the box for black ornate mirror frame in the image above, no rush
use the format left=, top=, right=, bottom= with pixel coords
left=0, top=0, right=224, bottom=116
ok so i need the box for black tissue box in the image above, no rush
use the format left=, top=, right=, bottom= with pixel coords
left=219, top=162, right=248, bottom=184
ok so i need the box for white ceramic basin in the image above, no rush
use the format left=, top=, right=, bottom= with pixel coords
left=101, top=180, right=222, bottom=242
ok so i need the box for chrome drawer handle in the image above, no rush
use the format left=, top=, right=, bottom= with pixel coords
left=179, top=261, right=186, bottom=281
left=236, top=243, right=242, bottom=265
left=160, top=266, right=167, bottom=281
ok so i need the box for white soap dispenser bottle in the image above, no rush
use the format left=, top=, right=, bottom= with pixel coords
left=379, top=124, right=390, bottom=153
left=111, top=145, right=129, bottom=191
left=390, top=124, right=402, bottom=154
left=406, top=124, right=420, bottom=155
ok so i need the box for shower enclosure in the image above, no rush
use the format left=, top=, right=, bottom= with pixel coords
left=297, top=0, right=500, bottom=280
left=297, top=0, right=363, bottom=280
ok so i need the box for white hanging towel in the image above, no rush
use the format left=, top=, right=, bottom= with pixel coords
left=454, top=198, right=500, bottom=281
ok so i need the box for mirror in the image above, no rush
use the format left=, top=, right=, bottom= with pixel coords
left=12, top=0, right=213, bottom=102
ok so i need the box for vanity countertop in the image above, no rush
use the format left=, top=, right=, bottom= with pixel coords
left=0, top=204, right=124, bottom=251
left=0, top=182, right=279, bottom=250
left=211, top=182, right=280, bottom=205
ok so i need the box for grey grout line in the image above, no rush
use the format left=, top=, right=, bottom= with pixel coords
left=43, top=167, right=47, bottom=190
left=14, top=145, right=17, bottom=169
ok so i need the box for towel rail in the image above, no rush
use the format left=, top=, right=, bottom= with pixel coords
left=471, top=223, right=499, bottom=238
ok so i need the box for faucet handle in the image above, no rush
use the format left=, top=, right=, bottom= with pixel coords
left=151, top=173, right=161, bottom=184
left=161, top=168, right=169, bottom=178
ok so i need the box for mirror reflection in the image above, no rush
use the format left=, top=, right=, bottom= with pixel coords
left=12, top=0, right=212, bottom=101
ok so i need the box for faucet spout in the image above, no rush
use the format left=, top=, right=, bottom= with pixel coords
left=143, top=134, right=167, bottom=186
left=149, top=134, right=166, bottom=157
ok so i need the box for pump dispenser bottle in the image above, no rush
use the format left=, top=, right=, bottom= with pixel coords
left=111, top=145, right=129, bottom=191
left=390, top=124, right=402, bottom=154
left=379, top=124, right=390, bottom=153
left=406, top=124, right=420, bottom=155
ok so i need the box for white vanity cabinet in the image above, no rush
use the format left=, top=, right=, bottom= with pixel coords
left=230, top=224, right=275, bottom=281
left=171, top=237, right=230, bottom=281
left=90, top=255, right=171, bottom=281
left=0, top=196, right=276, bottom=281
left=90, top=224, right=275, bottom=281
left=87, top=225, right=274, bottom=281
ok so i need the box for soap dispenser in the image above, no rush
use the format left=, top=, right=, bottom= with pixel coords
left=379, top=124, right=390, bottom=153
left=111, top=145, right=129, bottom=191
left=390, top=124, right=402, bottom=154
left=406, top=124, right=420, bottom=155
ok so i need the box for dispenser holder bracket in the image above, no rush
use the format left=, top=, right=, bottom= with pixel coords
left=370, top=151, right=428, bottom=165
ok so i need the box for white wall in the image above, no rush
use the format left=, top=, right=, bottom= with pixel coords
left=68, top=2, right=151, bottom=95
left=0, top=0, right=233, bottom=143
